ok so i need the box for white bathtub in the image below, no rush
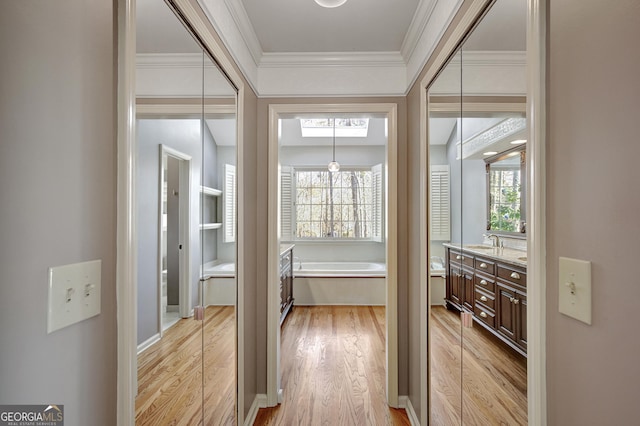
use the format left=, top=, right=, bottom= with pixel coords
left=295, top=261, right=386, bottom=277
left=294, top=261, right=386, bottom=305
left=201, top=262, right=235, bottom=306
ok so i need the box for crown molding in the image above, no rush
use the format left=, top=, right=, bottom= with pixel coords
left=400, top=0, right=438, bottom=61
left=196, top=0, right=464, bottom=97
left=259, top=51, right=406, bottom=68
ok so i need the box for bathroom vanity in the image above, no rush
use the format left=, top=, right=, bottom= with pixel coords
left=444, top=243, right=527, bottom=356
left=280, top=244, right=295, bottom=325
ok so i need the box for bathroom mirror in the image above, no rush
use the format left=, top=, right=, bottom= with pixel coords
left=485, top=146, right=526, bottom=234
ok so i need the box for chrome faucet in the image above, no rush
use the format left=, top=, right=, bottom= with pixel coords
left=484, top=233, right=501, bottom=248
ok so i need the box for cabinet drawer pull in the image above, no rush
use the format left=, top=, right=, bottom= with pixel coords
left=456, top=255, right=462, bottom=260
left=479, top=311, right=487, bottom=318
left=513, top=298, right=520, bottom=305
left=480, top=295, right=488, bottom=302
left=479, top=279, right=488, bottom=286
left=510, top=272, right=521, bottom=280
left=480, top=262, right=487, bottom=268
left=509, top=297, right=515, bottom=303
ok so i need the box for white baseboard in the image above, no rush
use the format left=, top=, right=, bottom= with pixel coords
left=399, top=395, right=419, bottom=426
left=136, top=333, right=160, bottom=355
left=244, top=394, right=268, bottom=426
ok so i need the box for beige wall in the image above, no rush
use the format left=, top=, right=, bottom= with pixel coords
left=546, top=1, right=640, bottom=423
left=0, top=0, right=117, bottom=424
left=254, top=97, right=409, bottom=395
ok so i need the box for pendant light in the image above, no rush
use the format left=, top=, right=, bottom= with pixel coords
left=328, top=118, right=340, bottom=172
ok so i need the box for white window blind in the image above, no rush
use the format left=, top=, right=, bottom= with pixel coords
left=371, top=164, right=384, bottom=242
left=430, top=165, right=450, bottom=241
left=223, top=164, right=236, bottom=243
left=280, top=166, right=293, bottom=241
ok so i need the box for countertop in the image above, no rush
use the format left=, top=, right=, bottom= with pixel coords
left=443, top=242, right=527, bottom=268
left=280, top=243, right=295, bottom=256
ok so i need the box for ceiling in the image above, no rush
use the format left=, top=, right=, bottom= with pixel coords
left=240, top=0, right=420, bottom=53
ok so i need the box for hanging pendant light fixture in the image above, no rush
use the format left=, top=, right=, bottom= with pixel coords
left=328, top=118, right=340, bottom=172
left=315, top=0, right=348, bottom=8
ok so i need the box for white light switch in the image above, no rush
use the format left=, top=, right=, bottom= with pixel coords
left=48, top=260, right=101, bottom=333
left=558, top=257, right=591, bottom=325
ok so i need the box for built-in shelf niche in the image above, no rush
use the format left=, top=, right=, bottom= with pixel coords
left=200, top=185, right=222, bottom=230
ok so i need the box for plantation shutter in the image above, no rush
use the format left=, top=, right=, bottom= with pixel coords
left=223, top=164, right=236, bottom=243
left=371, top=164, right=383, bottom=242
left=280, top=166, right=294, bottom=241
left=430, top=165, right=450, bottom=241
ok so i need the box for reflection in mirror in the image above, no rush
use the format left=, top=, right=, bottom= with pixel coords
left=485, top=146, right=526, bottom=234
left=428, top=47, right=463, bottom=426
left=428, top=0, right=528, bottom=424
left=134, top=0, right=237, bottom=424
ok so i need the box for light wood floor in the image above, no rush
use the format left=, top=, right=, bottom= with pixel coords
left=255, top=306, right=410, bottom=425
left=135, top=306, right=236, bottom=426
left=430, top=306, right=527, bottom=425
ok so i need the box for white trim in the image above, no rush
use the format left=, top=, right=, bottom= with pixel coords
left=243, top=394, right=268, bottom=426
left=136, top=333, right=160, bottom=355
left=136, top=103, right=236, bottom=116
left=116, top=0, right=137, bottom=422
left=267, top=103, right=399, bottom=408
left=399, top=395, right=419, bottom=426
left=428, top=102, right=526, bottom=113
left=526, top=0, right=547, bottom=423
left=196, top=0, right=463, bottom=97
left=260, top=51, right=406, bottom=68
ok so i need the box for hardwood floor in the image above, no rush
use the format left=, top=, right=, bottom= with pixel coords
left=135, top=306, right=236, bottom=426
left=255, top=306, right=410, bottom=425
left=430, top=306, right=527, bottom=425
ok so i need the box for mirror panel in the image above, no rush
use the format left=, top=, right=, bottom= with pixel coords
left=134, top=0, right=238, bottom=424
left=428, top=47, right=463, bottom=425
left=201, top=50, right=237, bottom=423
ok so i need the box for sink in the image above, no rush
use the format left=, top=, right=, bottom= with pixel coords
left=465, top=244, right=494, bottom=250
left=517, top=256, right=527, bottom=261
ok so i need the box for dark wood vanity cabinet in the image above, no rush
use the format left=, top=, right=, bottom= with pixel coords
left=280, top=246, right=294, bottom=325
left=446, top=246, right=527, bottom=356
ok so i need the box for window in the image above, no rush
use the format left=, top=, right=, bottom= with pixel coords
left=281, top=166, right=383, bottom=241
left=489, top=167, right=521, bottom=233
left=299, top=118, right=370, bottom=138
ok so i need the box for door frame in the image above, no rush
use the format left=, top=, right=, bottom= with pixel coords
left=266, top=103, right=399, bottom=407
left=419, top=0, right=547, bottom=425
left=158, top=145, right=192, bottom=326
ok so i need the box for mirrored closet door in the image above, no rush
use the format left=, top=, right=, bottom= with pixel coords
left=428, top=0, right=528, bottom=424
left=134, top=0, right=238, bottom=423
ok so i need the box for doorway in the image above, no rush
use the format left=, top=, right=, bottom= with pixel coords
left=266, top=103, right=399, bottom=408
left=159, top=146, right=192, bottom=332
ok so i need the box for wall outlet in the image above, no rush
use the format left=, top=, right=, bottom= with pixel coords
left=47, top=260, right=101, bottom=333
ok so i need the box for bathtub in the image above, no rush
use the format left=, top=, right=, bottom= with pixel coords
left=201, top=262, right=235, bottom=306
left=294, top=261, right=386, bottom=305
left=295, top=261, right=386, bottom=278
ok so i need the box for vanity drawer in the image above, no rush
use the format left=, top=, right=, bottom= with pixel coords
left=497, top=264, right=527, bottom=288
left=475, top=257, right=495, bottom=275
left=450, top=251, right=475, bottom=269
left=475, top=288, right=495, bottom=310
left=474, top=274, right=495, bottom=293
left=474, top=305, right=496, bottom=329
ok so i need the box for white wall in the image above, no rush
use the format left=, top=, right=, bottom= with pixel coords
left=0, top=0, right=117, bottom=424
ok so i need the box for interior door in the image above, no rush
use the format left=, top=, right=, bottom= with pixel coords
left=428, top=46, right=463, bottom=425
left=200, top=49, right=238, bottom=424
left=459, top=0, right=528, bottom=424
left=134, top=1, right=238, bottom=424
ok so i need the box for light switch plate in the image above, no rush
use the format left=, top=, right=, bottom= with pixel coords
left=558, top=257, right=591, bottom=325
left=48, top=260, right=101, bottom=333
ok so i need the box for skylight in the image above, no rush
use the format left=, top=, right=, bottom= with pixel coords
left=300, top=118, right=369, bottom=137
